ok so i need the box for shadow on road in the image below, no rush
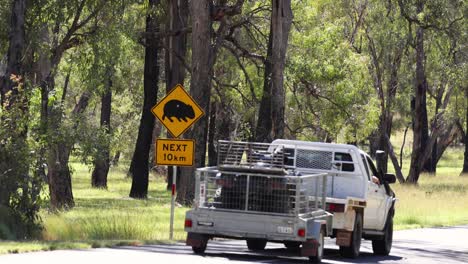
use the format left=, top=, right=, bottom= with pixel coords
left=117, top=242, right=404, bottom=263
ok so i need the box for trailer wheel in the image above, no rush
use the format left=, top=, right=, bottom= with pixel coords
left=339, top=212, right=362, bottom=258
left=284, top=241, right=301, bottom=250
left=246, top=239, right=267, bottom=250
left=191, top=237, right=208, bottom=254
left=309, top=229, right=325, bottom=263
left=372, top=215, right=393, bottom=255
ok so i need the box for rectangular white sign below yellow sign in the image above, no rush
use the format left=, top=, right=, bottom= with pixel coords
left=156, top=138, right=195, bottom=166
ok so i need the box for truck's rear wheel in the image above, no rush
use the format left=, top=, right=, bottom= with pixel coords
left=246, top=238, right=267, bottom=250
left=339, top=212, right=362, bottom=258
left=372, top=216, right=393, bottom=255
left=309, top=229, right=325, bottom=263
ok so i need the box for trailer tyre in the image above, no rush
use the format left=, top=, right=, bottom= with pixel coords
left=339, top=212, right=362, bottom=258
left=191, top=237, right=208, bottom=254
left=309, top=229, right=325, bottom=263
left=246, top=239, right=267, bottom=250
left=284, top=241, right=301, bottom=250
left=372, top=215, right=393, bottom=255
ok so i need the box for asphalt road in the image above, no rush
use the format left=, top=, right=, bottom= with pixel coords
left=1, top=226, right=467, bottom=264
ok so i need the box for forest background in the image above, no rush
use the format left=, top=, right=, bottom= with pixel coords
left=0, top=0, right=467, bottom=249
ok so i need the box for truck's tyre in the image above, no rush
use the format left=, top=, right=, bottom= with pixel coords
left=284, top=241, right=301, bottom=250
left=246, top=238, right=267, bottom=250
left=339, top=212, right=362, bottom=258
left=372, top=216, right=393, bottom=255
left=309, top=229, right=325, bottom=263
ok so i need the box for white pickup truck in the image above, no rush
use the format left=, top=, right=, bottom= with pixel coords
left=185, top=140, right=396, bottom=262
left=273, top=139, right=397, bottom=258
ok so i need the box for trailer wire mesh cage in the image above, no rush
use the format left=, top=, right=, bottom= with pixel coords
left=217, top=140, right=288, bottom=174
left=195, top=168, right=328, bottom=216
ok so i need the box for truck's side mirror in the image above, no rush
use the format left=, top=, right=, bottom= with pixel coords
left=383, top=173, right=396, bottom=184
left=375, top=150, right=386, bottom=175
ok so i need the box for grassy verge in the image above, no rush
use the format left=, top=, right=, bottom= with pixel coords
left=42, top=162, right=188, bottom=242
left=1, top=147, right=467, bottom=254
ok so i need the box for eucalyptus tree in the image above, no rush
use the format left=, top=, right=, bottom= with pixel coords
left=339, top=0, right=410, bottom=182
left=0, top=0, right=43, bottom=239
left=255, top=0, right=293, bottom=142
left=284, top=0, right=378, bottom=143
left=164, top=0, right=188, bottom=190
left=177, top=0, right=245, bottom=205
left=28, top=0, right=117, bottom=209
left=129, top=0, right=161, bottom=198
left=398, top=0, right=464, bottom=183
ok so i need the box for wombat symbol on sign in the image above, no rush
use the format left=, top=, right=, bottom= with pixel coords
left=162, top=99, right=195, bottom=122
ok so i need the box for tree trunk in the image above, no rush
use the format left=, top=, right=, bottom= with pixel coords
left=270, top=0, right=292, bottom=140
left=255, top=26, right=273, bottom=142
left=1, top=0, right=26, bottom=107
left=47, top=138, right=74, bottom=210
left=255, top=0, right=292, bottom=142
left=47, top=91, right=90, bottom=210
left=129, top=0, right=160, bottom=199
left=91, top=71, right=112, bottom=189
left=207, top=101, right=217, bottom=166
left=177, top=0, right=212, bottom=205
left=384, top=134, right=405, bottom=183
left=463, top=96, right=468, bottom=174
left=112, top=151, right=121, bottom=166
left=0, top=0, right=27, bottom=209
left=165, top=0, right=188, bottom=190
left=407, top=18, right=428, bottom=184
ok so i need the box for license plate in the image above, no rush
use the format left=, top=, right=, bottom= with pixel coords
left=277, top=226, right=293, bottom=234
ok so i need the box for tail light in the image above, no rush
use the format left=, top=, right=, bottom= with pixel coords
left=298, top=228, right=306, bottom=237
left=328, top=203, right=345, bottom=213
left=185, top=219, right=193, bottom=228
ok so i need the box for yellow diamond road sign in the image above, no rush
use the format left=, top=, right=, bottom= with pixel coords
left=152, top=84, right=204, bottom=138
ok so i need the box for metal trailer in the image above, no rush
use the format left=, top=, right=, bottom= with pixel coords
left=185, top=141, right=333, bottom=263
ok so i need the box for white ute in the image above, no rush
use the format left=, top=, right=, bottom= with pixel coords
left=273, top=139, right=397, bottom=258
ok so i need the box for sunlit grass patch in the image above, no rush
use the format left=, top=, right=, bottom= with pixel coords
left=41, top=162, right=188, bottom=243
left=393, top=172, right=468, bottom=230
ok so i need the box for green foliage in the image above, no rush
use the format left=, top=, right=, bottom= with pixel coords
left=0, top=0, right=10, bottom=56
left=0, top=83, right=44, bottom=240
left=285, top=0, right=379, bottom=141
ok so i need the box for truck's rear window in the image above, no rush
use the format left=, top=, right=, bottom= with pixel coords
left=334, top=153, right=355, bottom=172
left=296, top=149, right=333, bottom=170
left=284, top=148, right=355, bottom=172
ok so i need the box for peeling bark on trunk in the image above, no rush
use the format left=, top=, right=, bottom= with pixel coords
left=129, top=0, right=160, bottom=199
left=91, top=72, right=112, bottom=189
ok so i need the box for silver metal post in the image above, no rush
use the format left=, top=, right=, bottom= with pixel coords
left=245, top=175, right=250, bottom=211
left=170, top=166, right=177, bottom=240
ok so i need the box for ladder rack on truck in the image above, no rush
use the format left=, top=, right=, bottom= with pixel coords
left=185, top=141, right=333, bottom=263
